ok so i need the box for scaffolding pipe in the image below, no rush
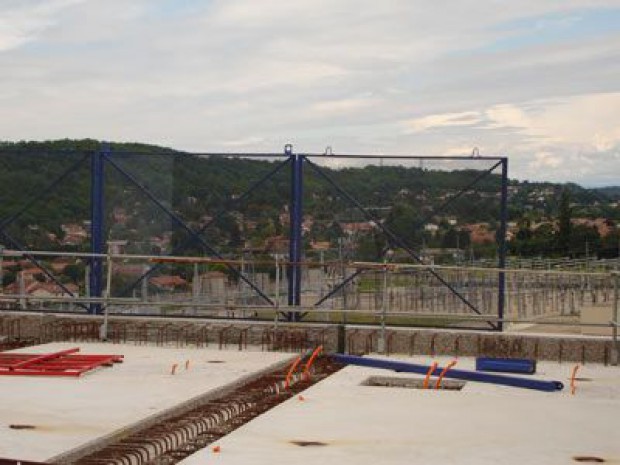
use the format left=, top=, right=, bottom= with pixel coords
left=89, top=143, right=106, bottom=314
left=331, top=354, right=564, bottom=392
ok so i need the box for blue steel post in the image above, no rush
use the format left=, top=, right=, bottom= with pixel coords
left=287, top=145, right=303, bottom=321
left=90, top=143, right=107, bottom=314
left=497, top=157, right=509, bottom=331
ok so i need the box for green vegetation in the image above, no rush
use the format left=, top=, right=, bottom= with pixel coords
left=0, top=139, right=618, bottom=275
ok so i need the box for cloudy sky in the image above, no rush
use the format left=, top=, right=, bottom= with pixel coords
left=1, top=1, right=619, bottom=186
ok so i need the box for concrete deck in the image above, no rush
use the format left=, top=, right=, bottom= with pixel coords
left=180, top=355, right=620, bottom=465
left=0, top=342, right=293, bottom=462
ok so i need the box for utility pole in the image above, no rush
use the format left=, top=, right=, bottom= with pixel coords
left=192, top=262, right=200, bottom=315
left=142, top=264, right=149, bottom=301
left=339, top=237, right=347, bottom=325
left=274, top=253, right=280, bottom=340
left=617, top=227, right=620, bottom=271
left=612, top=270, right=619, bottom=366
left=0, top=245, right=4, bottom=295
left=378, top=249, right=393, bottom=354
left=378, top=262, right=389, bottom=354
left=100, top=245, right=113, bottom=341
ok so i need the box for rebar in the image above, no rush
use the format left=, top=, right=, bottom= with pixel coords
left=72, top=356, right=343, bottom=465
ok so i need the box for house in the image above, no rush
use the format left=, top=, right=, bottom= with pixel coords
left=423, top=223, right=439, bottom=235
left=340, top=222, right=376, bottom=235
left=107, top=240, right=128, bottom=255
left=112, top=207, right=128, bottom=225
left=199, top=271, right=229, bottom=300
left=4, top=277, right=78, bottom=297
left=462, top=223, right=495, bottom=244
left=302, top=215, right=314, bottom=234
left=149, top=275, right=188, bottom=292
left=50, top=259, right=72, bottom=273
left=115, top=264, right=148, bottom=276
left=264, top=235, right=289, bottom=254
left=61, top=223, right=88, bottom=246
left=572, top=218, right=615, bottom=237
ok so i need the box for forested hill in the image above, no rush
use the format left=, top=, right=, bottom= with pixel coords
left=594, top=186, right=620, bottom=200
left=0, top=139, right=618, bottom=259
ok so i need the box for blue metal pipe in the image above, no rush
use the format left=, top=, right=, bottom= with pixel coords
left=287, top=146, right=304, bottom=321
left=476, top=357, right=536, bottom=374
left=331, top=354, right=563, bottom=392
left=304, top=154, right=506, bottom=161
left=89, top=144, right=106, bottom=314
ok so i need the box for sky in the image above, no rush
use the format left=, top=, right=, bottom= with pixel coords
left=1, top=0, right=619, bottom=186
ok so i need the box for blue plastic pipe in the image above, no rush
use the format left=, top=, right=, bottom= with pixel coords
left=476, top=357, right=536, bottom=374
left=331, top=354, right=563, bottom=392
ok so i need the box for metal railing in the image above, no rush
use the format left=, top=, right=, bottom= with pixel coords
left=1, top=249, right=619, bottom=364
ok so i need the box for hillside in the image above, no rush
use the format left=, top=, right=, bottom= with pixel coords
left=0, top=140, right=618, bottom=263
left=595, top=186, right=620, bottom=201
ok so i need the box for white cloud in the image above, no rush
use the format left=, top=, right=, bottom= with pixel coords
left=485, top=105, right=531, bottom=131
left=485, top=93, right=620, bottom=151
left=310, top=96, right=382, bottom=116
left=220, top=136, right=266, bottom=148
left=0, top=0, right=619, bottom=185
left=404, top=112, right=483, bottom=133
left=530, top=151, right=562, bottom=170
left=0, top=0, right=85, bottom=51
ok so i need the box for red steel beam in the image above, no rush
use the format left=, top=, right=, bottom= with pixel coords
left=0, top=349, right=123, bottom=377
left=8, top=347, right=80, bottom=370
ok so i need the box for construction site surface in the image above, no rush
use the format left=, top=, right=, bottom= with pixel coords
left=0, top=341, right=617, bottom=464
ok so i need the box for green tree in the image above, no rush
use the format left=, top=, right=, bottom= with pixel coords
left=385, top=203, right=422, bottom=249
left=569, top=225, right=601, bottom=258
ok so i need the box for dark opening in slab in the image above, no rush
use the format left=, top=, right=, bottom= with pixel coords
left=290, top=440, right=328, bottom=447
left=9, top=424, right=36, bottom=430
left=362, top=375, right=465, bottom=391
left=573, top=457, right=605, bottom=463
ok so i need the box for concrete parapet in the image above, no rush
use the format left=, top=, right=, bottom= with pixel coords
left=0, top=311, right=613, bottom=364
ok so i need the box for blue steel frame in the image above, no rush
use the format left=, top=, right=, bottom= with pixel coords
left=0, top=144, right=508, bottom=330
left=287, top=146, right=304, bottom=321
left=301, top=154, right=509, bottom=331
left=89, top=143, right=106, bottom=314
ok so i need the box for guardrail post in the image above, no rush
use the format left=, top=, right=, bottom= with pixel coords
left=0, top=245, right=4, bottom=295
left=100, top=249, right=114, bottom=341
left=378, top=263, right=388, bottom=354
left=612, top=271, right=619, bottom=366
left=497, top=157, right=508, bottom=332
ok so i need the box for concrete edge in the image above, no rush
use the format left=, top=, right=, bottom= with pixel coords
left=47, top=354, right=297, bottom=464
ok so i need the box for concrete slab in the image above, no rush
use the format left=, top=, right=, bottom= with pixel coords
left=180, top=355, right=620, bottom=465
left=0, top=342, right=293, bottom=461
